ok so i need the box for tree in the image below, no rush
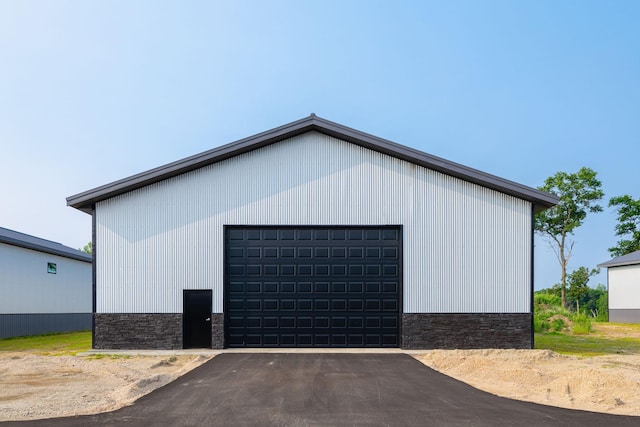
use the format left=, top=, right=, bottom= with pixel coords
left=609, top=195, right=640, bottom=257
left=80, top=241, right=93, bottom=255
left=596, top=290, right=608, bottom=321
left=566, top=266, right=599, bottom=312
left=534, top=167, right=604, bottom=308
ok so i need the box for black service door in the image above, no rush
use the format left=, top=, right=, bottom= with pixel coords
left=225, top=226, right=401, bottom=348
left=183, top=290, right=212, bottom=348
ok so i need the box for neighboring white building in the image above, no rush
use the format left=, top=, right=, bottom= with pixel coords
left=67, top=114, right=557, bottom=350
left=598, top=250, right=640, bottom=323
left=0, top=227, right=92, bottom=338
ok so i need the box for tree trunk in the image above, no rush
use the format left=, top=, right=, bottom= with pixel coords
left=560, top=238, right=567, bottom=309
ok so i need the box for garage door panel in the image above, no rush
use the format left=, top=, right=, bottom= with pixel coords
left=383, top=265, right=399, bottom=276
left=332, top=300, right=347, bottom=310
left=298, top=300, right=313, bottom=310
left=281, top=317, right=295, bottom=328
left=281, top=247, right=295, bottom=257
left=263, top=282, right=278, bottom=293
left=299, top=335, right=313, bottom=346
left=332, top=282, right=347, bottom=293
left=225, top=226, right=401, bottom=348
left=299, top=283, right=312, bottom=293
left=264, top=335, right=278, bottom=345
left=263, top=317, right=278, bottom=328
left=314, top=300, right=330, bottom=311
left=332, top=247, right=347, bottom=257
left=246, top=282, right=261, bottom=293
left=281, top=335, right=295, bottom=345
left=246, top=265, right=261, bottom=275
left=247, top=247, right=262, bottom=257
left=228, top=300, right=244, bottom=310
left=246, top=300, right=261, bottom=311
left=299, top=265, right=313, bottom=275
left=348, top=300, right=364, bottom=310
left=281, top=300, right=295, bottom=310
left=349, top=336, right=365, bottom=346
left=228, top=316, right=245, bottom=328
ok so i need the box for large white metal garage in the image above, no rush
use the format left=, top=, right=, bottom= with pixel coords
left=67, top=114, right=557, bottom=349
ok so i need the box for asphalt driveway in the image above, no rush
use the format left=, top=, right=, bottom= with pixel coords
left=4, top=353, right=639, bottom=426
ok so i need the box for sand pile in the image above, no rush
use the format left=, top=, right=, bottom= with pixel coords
left=414, top=349, right=640, bottom=416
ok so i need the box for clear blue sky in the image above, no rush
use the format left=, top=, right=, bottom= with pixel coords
left=1, top=1, right=638, bottom=290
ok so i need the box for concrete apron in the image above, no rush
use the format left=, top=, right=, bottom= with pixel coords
left=77, top=348, right=430, bottom=357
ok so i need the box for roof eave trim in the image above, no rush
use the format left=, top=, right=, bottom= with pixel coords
left=598, top=262, right=640, bottom=268
left=0, top=237, right=93, bottom=263
left=598, top=260, right=640, bottom=268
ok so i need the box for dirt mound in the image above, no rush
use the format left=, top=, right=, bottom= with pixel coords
left=546, top=315, right=573, bottom=330
left=414, top=350, right=640, bottom=416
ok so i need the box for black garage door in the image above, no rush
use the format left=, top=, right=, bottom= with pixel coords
left=225, top=226, right=402, bottom=348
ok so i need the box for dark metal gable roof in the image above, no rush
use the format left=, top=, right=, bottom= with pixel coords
left=67, top=114, right=558, bottom=214
left=598, top=250, right=640, bottom=268
left=0, top=227, right=92, bottom=263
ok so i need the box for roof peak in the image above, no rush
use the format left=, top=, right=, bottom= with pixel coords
left=67, top=114, right=558, bottom=214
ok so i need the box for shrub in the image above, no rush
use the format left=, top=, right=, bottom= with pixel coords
left=533, top=315, right=550, bottom=332
left=572, top=313, right=592, bottom=334
left=596, top=293, right=608, bottom=322
left=534, top=292, right=562, bottom=309
left=551, top=318, right=565, bottom=332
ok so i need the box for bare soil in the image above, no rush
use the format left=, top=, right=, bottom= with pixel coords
left=414, top=323, right=640, bottom=416
left=414, top=350, right=640, bottom=416
left=0, top=353, right=212, bottom=421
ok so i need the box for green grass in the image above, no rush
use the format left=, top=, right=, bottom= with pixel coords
left=0, top=331, right=91, bottom=356
left=85, top=353, right=131, bottom=360
left=535, top=332, right=640, bottom=356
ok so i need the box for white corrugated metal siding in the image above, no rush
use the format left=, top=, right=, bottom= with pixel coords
left=96, top=131, right=531, bottom=314
left=0, top=243, right=92, bottom=313
left=609, top=265, right=640, bottom=309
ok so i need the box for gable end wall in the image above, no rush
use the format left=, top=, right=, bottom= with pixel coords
left=95, top=131, right=532, bottom=315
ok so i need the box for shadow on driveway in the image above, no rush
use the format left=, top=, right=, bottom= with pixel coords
left=4, top=353, right=638, bottom=426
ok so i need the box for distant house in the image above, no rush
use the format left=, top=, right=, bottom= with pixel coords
left=0, top=227, right=92, bottom=338
left=598, top=250, right=640, bottom=323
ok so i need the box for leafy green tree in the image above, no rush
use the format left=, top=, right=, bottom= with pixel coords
left=596, top=290, right=608, bottom=321
left=609, top=195, right=640, bottom=257
left=566, top=266, right=599, bottom=312
left=80, top=241, right=93, bottom=255
left=534, top=167, right=604, bottom=308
